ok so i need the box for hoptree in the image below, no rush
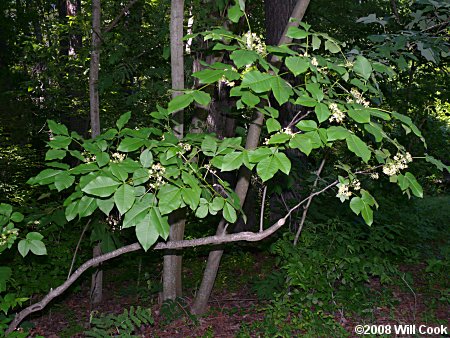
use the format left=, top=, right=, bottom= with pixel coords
left=6, top=2, right=449, bottom=333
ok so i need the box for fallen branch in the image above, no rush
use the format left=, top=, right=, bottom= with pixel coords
left=7, top=178, right=339, bottom=333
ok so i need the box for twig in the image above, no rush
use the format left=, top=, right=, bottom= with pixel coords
left=259, top=185, right=267, bottom=233
left=293, top=157, right=326, bottom=245
left=67, top=220, right=91, bottom=279
left=401, top=273, right=417, bottom=324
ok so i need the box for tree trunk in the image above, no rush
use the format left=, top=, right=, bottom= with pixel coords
left=89, top=0, right=102, bottom=304
left=265, top=0, right=297, bottom=45
left=191, top=0, right=311, bottom=315
left=58, top=0, right=82, bottom=56
left=162, top=0, right=185, bottom=301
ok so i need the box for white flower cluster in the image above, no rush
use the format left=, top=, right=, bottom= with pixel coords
left=111, top=152, right=125, bottom=163
left=178, top=142, right=192, bottom=152
left=311, top=57, right=319, bottom=67
left=106, top=214, right=121, bottom=230
left=382, top=152, right=413, bottom=176
left=0, top=228, right=19, bottom=246
left=329, top=103, right=346, bottom=123
left=84, top=154, right=96, bottom=163
left=220, top=75, right=235, bottom=87
left=148, top=163, right=166, bottom=190
left=336, top=183, right=352, bottom=201
left=370, top=172, right=379, bottom=180
left=243, top=31, right=266, bottom=55
left=336, top=179, right=361, bottom=202
left=349, top=88, right=370, bottom=107
left=283, top=127, right=295, bottom=136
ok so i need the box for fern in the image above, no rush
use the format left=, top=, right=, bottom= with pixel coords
left=85, top=306, right=153, bottom=337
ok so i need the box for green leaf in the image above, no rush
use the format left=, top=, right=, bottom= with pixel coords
left=157, top=184, right=182, bottom=215
left=133, top=168, right=150, bottom=186
left=248, top=148, right=273, bottom=163
left=286, top=26, right=309, bottom=39
left=314, top=103, right=331, bottom=123
left=48, top=120, right=69, bottom=136
left=150, top=207, right=170, bottom=240
left=0, top=204, right=12, bottom=217
left=223, top=202, right=237, bottom=223
left=30, top=169, right=63, bottom=185
left=241, top=71, right=273, bottom=93
left=54, top=172, right=75, bottom=192
left=117, top=138, right=145, bottom=152
left=306, top=83, right=324, bottom=102
left=192, top=90, right=211, bottom=106
left=195, top=199, right=209, bottom=218
left=312, top=35, right=321, bottom=50
left=230, top=50, right=259, bottom=68
left=18, top=240, right=30, bottom=257
left=289, top=134, right=313, bottom=155
left=114, top=184, right=136, bottom=215
left=167, top=93, right=194, bottom=113
left=270, top=76, right=293, bottom=105
left=182, top=188, right=201, bottom=210
left=347, top=108, right=371, bottom=123
left=256, top=152, right=291, bottom=182
left=295, top=95, right=316, bottom=107
left=404, top=172, right=423, bottom=198
left=26, top=232, right=44, bottom=241
left=110, top=163, right=129, bottom=182
left=327, top=126, right=349, bottom=141
left=122, top=194, right=153, bottom=228
left=136, top=215, right=159, bottom=251
left=45, top=149, right=66, bottom=161
left=193, top=69, right=224, bottom=84
left=221, top=152, right=244, bottom=171
left=201, top=135, right=218, bottom=156
left=285, top=56, right=309, bottom=76
left=82, top=175, right=121, bottom=197
left=78, top=196, right=97, bottom=218
left=364, top=123, right=384, bottom=142
left=346, top=134, right=371, bottom=162
left=266, top=118, right=281, bottom=133
left=349, top=197, right=373, bottom=226
left=97, top=197, right=114, bottom=216
left=324, top=40, right=341, bottom=53
left=425, top=154, right=450, bottom=173
left=296, top=120, right=317, bottom=132
left=10, top=212, right=24, bottom=223
left=268, top=133, right=291, bottom=144
left=116, top=112, right=131, bottom=130
left=274, top=152, right=291, bottom=175
left=210, top=197, right=225, bottom=212
left=29, top=240, right=47, bottom=255
left=241, top=91, right=260, bottom=107
left=140, top=149, right=153, bottom=168
left=228, top=3, right=243, bottom=23
left=95, top=152, right=110, bottom=167
left=353, top=55, right=373, bottom=80
left=65, top=200, right=79, bottom=222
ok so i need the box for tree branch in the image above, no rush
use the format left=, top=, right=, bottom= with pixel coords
left=104, top=0, right=139, bottom=34
left=7, top=175, right=340, bottom=333
left=293, top=157, right=326, bottom=245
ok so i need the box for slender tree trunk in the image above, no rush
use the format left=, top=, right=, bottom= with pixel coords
left=162, top=0, right=185, bottom=301
left=89, top=0, right=102, bottom=304
left=191, top=0, right=311, bottom=315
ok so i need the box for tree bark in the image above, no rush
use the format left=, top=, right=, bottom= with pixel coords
left=191, top=0, right=311, bottom=315
left=162, top=0, right=186, bottom=301
left=89, top=0, right=102, bottom=304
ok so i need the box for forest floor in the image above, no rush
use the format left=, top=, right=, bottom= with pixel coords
left=25, top=252, right=448, bottom=338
